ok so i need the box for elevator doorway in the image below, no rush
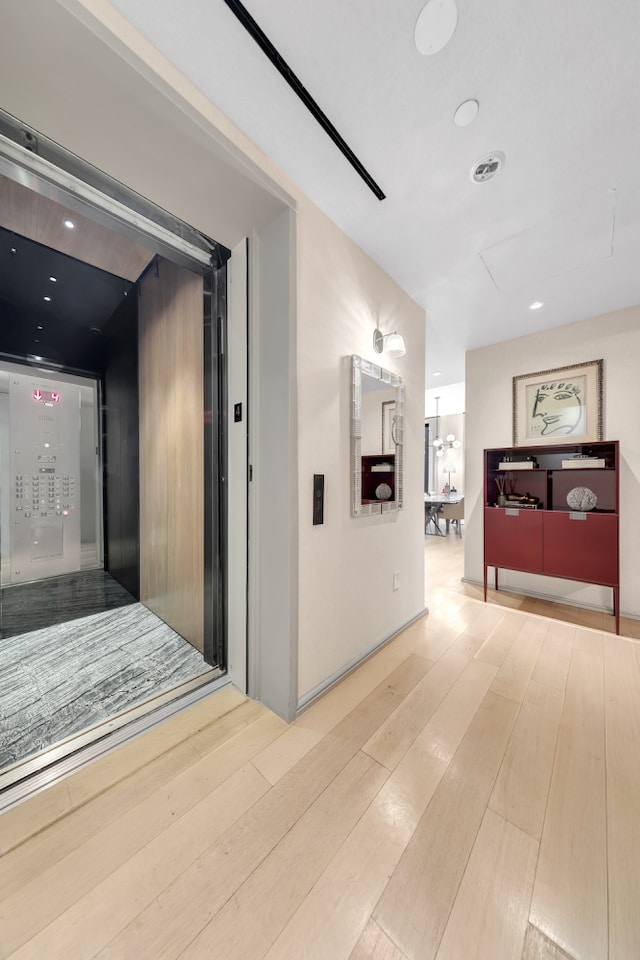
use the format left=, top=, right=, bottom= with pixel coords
left=0, top=119, right=230, bottom=787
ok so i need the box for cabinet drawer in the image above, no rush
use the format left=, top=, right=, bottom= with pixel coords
left=543, top=512, right=618, bottom=584
left=484, top=508, right=543, bottom=573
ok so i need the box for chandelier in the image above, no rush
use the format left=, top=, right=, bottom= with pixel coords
left=432, top=396, right=461, bottom=457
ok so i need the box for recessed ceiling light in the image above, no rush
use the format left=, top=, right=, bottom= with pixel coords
left=454, top=99, right=479, bottom=127
left=529, top=300, right=545, bottom=310
left=37, top=325, right=43, bottom=330
left=64, top=219, right=75, bottom=229
left=415, top=0, right=458, bottom=56
left=49, top=276, right=57, bottom=282
left=433, top=371, right=442, bottom=377
left=43, top=296, right=51, bottom=302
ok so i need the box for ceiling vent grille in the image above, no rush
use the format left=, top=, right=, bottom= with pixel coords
left=471, top=152, right=505, bottom=183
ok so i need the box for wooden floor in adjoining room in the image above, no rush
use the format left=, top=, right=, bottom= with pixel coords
left=1, top=532, right=639, bottom=959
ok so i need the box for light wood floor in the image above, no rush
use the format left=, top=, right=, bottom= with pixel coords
left=2, top=532, right=639, bottom=959
left=426, top=528, right=640, bottom=638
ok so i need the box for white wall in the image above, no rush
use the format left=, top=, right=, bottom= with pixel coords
left=465, top=304, right=640, bottom=617
left=296, top=198, right=426, bottom=702
left=250, top=209, right=299, bottom=718
left=425, top=382, right=465, bottom=418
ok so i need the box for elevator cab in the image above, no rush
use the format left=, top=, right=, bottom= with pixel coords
left=0, top=106, right=231, bottom=788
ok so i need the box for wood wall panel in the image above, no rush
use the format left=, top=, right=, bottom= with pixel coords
left=103, top=292, right=140, bottom=598
left=138, top=258, right=204, bottom=652
left=0, top=174, right=154, bottom=281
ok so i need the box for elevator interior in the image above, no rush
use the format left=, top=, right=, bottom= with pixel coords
left=0, top=210, right=141, bottom=634
left=0, top=359, right=113, bottom=634
left=0, top=155, right=227, bottom=780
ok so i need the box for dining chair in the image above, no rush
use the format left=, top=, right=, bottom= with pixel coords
left=424, top=502, right=443, bottom=536
left=439, top=497, right=464, bottom=536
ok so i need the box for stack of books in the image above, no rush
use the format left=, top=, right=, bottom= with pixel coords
left=498, top=460, right=535, bottom=470
left=561, top=457, right=605, bottom=469
left=498, top=454, right=537, bottom=470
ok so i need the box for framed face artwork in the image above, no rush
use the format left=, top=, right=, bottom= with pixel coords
left=512, top=359, right=603, bottom=446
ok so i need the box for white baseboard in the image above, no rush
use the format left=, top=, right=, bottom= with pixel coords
left=296, top=606, right=429, bottom=715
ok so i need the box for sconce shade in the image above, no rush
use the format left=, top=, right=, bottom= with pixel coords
left=385, top=333, right=406, bottom=357
left=443, top=462, right=457, bottom=474
left=373, top=328, right=406, bottom=358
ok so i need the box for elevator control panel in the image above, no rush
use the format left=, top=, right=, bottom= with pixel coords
left=9, top=373, right=82, bottom=584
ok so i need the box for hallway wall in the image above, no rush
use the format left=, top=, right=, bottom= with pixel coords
left=465, top=303, right=640, bottom=617
left=296, top=198, right=426, bottom=701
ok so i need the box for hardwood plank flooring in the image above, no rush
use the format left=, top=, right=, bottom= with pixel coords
left=349, top=920, right=408, bottom=960
left=529, top=647, right=608, bottom=959
left=1, top=532, right=639, bottom=959
left=522, top=924, right=575, bottom=960
left=489, top=680, right=564, bottom=840
left=603, top=634, right=640, bottom=958
left=373, top=691, right=519, bottom=960
left=8, top=764, right=272, bottom=960
left=435, top=808, right=538, bottom=959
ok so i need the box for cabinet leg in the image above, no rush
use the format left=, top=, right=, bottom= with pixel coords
left=483, top=565, right=487, bottom=602
left=494, top=568, right=499, bottom=592
left=613, top=586, right=620, bottom=635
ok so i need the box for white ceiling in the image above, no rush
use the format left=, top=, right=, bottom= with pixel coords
left=109, top=0, right=640, bottom=385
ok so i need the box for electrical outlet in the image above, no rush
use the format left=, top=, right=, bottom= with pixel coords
left=393, top=570, right=400, bottom=591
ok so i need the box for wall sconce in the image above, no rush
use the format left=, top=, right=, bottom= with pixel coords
left=373, top=328, right=406, bottom=358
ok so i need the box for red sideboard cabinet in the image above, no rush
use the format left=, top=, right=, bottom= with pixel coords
left=483, top=440, right=620, bottom=633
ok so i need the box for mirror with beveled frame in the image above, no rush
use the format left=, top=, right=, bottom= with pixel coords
left=351, top=354, right=404, bottom=517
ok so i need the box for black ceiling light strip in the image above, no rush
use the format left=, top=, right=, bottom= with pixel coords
left=221, top=0, right=386, bottom=201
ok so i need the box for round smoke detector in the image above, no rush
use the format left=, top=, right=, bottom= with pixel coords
left=470, top=151, right=505, bottom=183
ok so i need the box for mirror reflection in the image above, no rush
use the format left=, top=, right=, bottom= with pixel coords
left=351, top=355, right=404, bottom=517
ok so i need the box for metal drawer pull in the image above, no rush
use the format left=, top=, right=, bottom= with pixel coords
left=569, top=512, right=587, bottom=520
left=505, top=508, right=520, bottom=517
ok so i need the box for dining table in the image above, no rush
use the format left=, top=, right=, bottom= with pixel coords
left=424, top=494, right=462, bottom=536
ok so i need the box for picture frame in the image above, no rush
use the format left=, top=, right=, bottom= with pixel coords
left=512, top=359, right=603, bottom=446
left=382, top=400, right=396, bottom=454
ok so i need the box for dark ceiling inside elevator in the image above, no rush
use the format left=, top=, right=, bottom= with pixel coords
left=0, top=226, right=136, bottom=371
